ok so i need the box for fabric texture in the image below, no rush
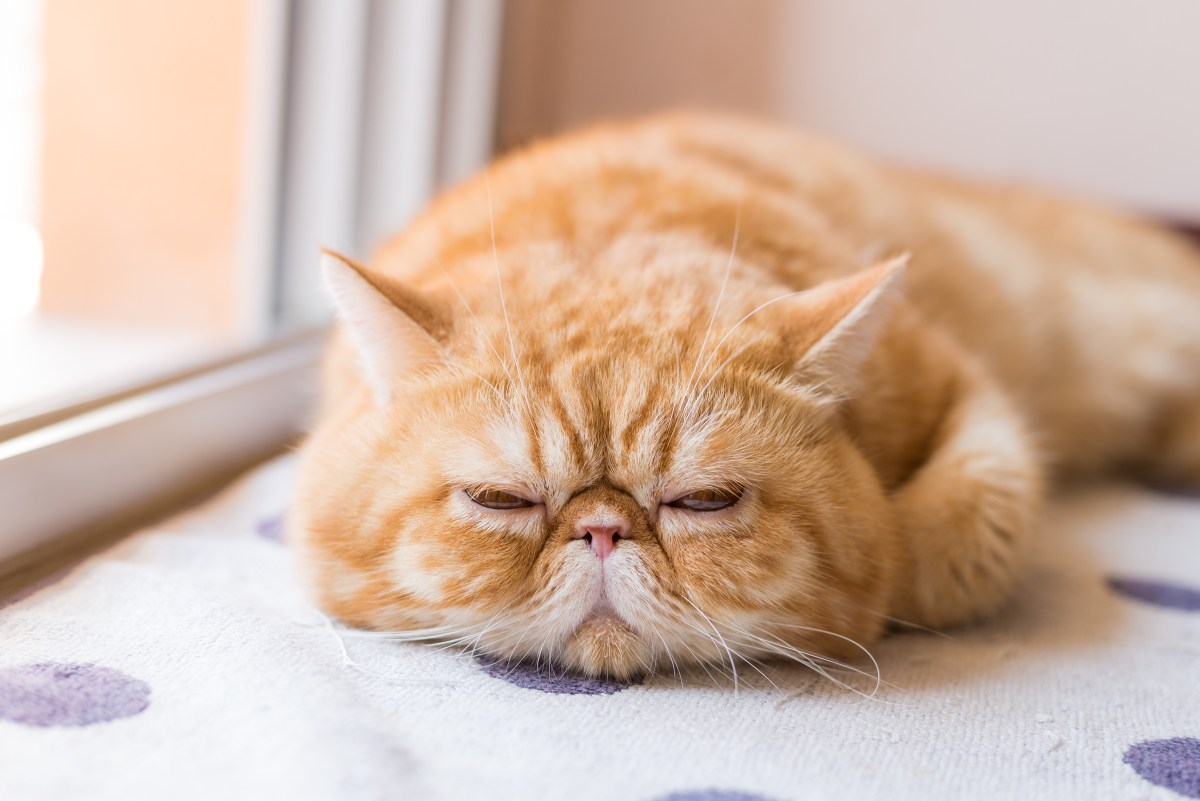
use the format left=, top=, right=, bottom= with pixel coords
left=1, top=455, right=1198, bottom=801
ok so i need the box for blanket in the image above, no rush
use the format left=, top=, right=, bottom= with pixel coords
left=2, top=455, right=1198, bottom=800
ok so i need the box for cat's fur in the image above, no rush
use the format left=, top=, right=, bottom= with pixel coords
left=291, top=112, right=1200, bottom=679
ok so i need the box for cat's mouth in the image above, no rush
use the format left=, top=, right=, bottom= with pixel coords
left=559, top=596, right=645, bottom=678
left=576, top=597, right=631, bottom=634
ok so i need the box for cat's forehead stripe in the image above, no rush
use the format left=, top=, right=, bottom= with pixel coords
left=547, top=389, right=589, bottom=472
left=618, top=384, right=658, bottom=455
left=654, top=408, right=681, bottom=477
left=524, top=403, right=545, bottom=477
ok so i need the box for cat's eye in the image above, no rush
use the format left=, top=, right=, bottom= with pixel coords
left=465, top=488, right=536, bottom=510
left=666, top=488, right=743, bottom=512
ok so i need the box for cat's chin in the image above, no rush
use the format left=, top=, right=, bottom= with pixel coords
left=558, top=612, right=646, bottom=680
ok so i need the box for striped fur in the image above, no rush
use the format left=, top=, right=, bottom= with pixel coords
left=291, top=112, right=1200, bottom=679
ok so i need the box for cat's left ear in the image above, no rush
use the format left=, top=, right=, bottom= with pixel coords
left=321, top=250, right=446, bottom=404
left=784, top=255, right=908, bottom=399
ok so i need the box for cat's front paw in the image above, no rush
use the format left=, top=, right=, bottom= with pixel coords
left=890, top=450, right=1040, bottom=629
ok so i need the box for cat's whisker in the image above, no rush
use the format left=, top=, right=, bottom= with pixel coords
left=427, top=624, right=528, bottom=667
left=728, top=623, right=892, bottom=703
left=744, top=656, right=789, bottom=694
left=657, top=606, right=736, bottom=687
left=419, top=636, right=517, bottom=668
left=767, top=621, right=884, bottom=692
left=795, top=651, right=888, bottom=687
left=691, top=654, right=737, bottom=689
left=343, top=611, right=524, bottom=668
left=672, top=594, right=741, bottom=693
left=661, top=631, right=688, bottom=686
left=462, top=599, right=521, bottom=659
left=667, top=629, right=730, bottom=689
left=331, top=625, right=474, bottom=642
left=446, top=623, right=526, bottom=662
left=495, top=615, right=542, bottom=668
left=463, top=607, right=529, bottom=654
left=627, top=645, right=656, bottom=682
left=729, top=633, right=854, bottom=690
left=849, top=604, right=958, bottom=640
left=752, top=629, right=884, bottom=690
left=717, top=639, right=784, bottom=693
left=423, top=635, right=486, bottom=655
left=417, top=359, right=516, bottom=415
left=431, top=255, right=520, bottom=391
left=731, top=630, right=881, bottom=686
left=314, top=613, right=460, bottom=686
left=650, top=629, right=684, bottom=688
left=533, top=632, right=553, bottom=675
left=484, top=173, right=531, bottom=413
left=690, top=289, right=810, bottom=401
left=686, top=207, right=742, bottom=396
left=691, top=340, right=757, bottom=402
left=725, top=631, right=884, bottom=702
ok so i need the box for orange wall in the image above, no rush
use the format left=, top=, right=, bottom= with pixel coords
left=38, top=0, right=253, bottom=334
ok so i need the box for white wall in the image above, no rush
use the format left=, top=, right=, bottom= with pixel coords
left=499, top=0, right=1200, bottom=220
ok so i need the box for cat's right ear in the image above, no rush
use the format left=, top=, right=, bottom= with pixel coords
left=781, top=255, right=908, bottom=400
left=321, top=250, right=444, bottom=404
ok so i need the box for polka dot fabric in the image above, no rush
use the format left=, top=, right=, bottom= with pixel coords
left=478, top=656, right=639, bottom=695
left=1107, top=577, right=1200, bottom=611
left=255, top=513, right=286, bottom=543
left=0, top=662, right=150, bottom=727
left=0, top=458, right=1197, bottom=801
left=1125, top=739, right=1200, bottom=799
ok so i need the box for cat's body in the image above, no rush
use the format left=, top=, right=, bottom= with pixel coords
left=293, top=112, right=1200, bottom=679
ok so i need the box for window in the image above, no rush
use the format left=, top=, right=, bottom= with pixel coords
left=0, top=0, right=503, bottom=579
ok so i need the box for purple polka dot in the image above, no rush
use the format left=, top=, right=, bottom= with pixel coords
left=256, top=513, right=286, bottom=543
left=1108, top=577, right=1200, bottom=611
left=1125, top=738, right=1200, bottom=798
left=0, top=662, right=151, bottom=727
left=652, top=792, right=780, bottom=801
left=478, top=656, right=638, bottom=695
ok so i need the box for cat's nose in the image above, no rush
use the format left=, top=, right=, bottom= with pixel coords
left=573, top=516, right=628, bottom=560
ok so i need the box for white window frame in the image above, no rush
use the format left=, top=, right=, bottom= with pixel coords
left=0, top=0, right=505, bottom=592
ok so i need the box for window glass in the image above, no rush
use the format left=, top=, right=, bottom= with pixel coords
left=0, top=0, right=267, bottom=416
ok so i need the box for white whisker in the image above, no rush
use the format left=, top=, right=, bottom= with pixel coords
left=769, top=621, right=885, bottom=694
left=687, top=207, right=742, bottom=394
left=315, top=613, right=459, bottom=686
left=675, top=593, right=740, bottom=693
left=484, top=174, right=529, bottom=410
left=691, top=289, right=808, bottom=397
left=431, top=256, right=519, bottom=390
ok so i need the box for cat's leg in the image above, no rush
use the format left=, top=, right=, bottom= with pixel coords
left=888, top=372, right=1045, bottom=629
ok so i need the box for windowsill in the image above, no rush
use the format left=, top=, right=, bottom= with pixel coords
left=0, top=330, right=323, bottom=590
left=0, top=314, right=227, bottom=417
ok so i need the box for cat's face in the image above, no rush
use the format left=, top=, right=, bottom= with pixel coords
left=295, top=238, right=904, bottom=679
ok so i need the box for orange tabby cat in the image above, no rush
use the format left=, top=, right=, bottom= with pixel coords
left=291, top=112, right=1200, bottom=680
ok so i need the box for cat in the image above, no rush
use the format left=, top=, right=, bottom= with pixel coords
left=291, top=111, right=1200, bottom=681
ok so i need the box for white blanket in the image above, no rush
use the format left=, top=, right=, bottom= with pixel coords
left=2, top=455, right=1198, bottom=801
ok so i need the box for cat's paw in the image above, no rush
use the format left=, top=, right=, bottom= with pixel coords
left=887, top=381, right=1043, bottom=629
left=890, top=463, right=1036, bottom=628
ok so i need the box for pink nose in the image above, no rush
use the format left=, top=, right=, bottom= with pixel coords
left=573, top=517, right=628, bottom=560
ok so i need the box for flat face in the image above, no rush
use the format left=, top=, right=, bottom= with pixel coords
left=296, top=235, right=897, bottom=678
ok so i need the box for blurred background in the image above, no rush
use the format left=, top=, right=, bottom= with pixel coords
left=3, top=0, right=1199, bottom=417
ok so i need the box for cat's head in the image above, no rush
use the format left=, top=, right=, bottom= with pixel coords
left=293, top=237, right=906, bottom=680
